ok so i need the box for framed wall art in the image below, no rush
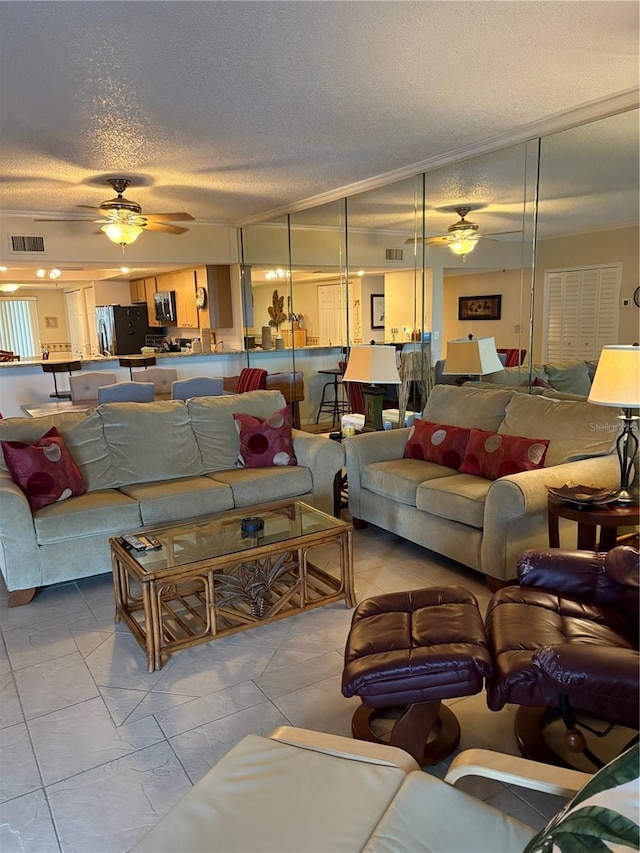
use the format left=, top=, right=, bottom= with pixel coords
left=458, top=295, right=501, bottom=321
left=371, top=294, right=385, bottom=329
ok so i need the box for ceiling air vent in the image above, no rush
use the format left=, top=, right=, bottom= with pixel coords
left=10, top=235, right=45, bottom=253
left=385, top=248, right=403, bottom=261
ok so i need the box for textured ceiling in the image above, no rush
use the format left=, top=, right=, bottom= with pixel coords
left=1, top=0, right=638, bottom=236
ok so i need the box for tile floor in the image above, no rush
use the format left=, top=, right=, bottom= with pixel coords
left=0, top=523, right=571, bottom=852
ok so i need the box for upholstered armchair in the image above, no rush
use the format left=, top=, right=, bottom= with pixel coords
left=485, top=545, right=639, bottom=767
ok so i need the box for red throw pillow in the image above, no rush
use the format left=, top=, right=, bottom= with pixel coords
left=404, top=420, right=471, bottom=469
left=1, top=426, right=86, bottom=511
left=460, top=428, right=549, bottom=480
left=532, top=376, right=553, bottom=389
left=234, top=406, right=297, bottom=468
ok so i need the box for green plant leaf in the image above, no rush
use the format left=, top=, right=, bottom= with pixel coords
left=551, top=806, right=640, bottom=847
left=569, top=745, right=639, bottom=809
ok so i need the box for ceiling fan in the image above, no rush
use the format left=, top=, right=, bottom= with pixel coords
left=405, top=206, right=521, bottom=260
left=36, top=178, right=195, bottom=250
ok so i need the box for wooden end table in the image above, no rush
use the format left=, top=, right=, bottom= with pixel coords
left=110, top=500, right=355, bottom=672
left=547, top=493, right=640, bottom=551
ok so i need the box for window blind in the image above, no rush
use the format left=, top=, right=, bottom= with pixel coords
left=0, top=298, right=40, bottom=358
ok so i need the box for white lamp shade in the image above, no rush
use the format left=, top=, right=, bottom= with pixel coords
left=442, top=336, right=504, bottom=375
left=588, top=345, right=640, bottom=407
left=342, top=346, right=400, bottom=384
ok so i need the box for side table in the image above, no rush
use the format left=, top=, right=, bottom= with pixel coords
left=547, top=494, right=640, bottom=551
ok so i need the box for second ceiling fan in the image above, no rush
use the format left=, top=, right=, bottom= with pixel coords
left=406, top=206, right=521, bottom=260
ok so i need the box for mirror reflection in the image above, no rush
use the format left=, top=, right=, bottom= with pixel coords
left=239, top=107, right=638, bottom=427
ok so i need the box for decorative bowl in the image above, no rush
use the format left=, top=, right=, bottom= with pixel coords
left=547, top=484, right=617, bottom=507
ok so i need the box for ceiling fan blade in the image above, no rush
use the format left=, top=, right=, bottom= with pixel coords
left=34, top=217, right=93, bottom=222
left=404, top=235, right=450, bottom=245
left=144, top=222, right=188, bottom=235
left=78, top=205, right=104, bottom=214
left=143, top=212, right=194, bottom=222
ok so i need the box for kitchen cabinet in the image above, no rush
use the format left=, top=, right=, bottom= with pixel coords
left=195, top=265, right=233, bottom=328
left=130, top=278, right=146, bottom=304
left=144, top=277, right=161, bottom=327
left=172, top=269, right=199, bottom=328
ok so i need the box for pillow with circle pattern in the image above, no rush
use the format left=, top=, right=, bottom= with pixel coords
left=234, top=406, right=297, bottom=468
left=404, top=419, right=471, bottom=469
left=460, top=427, right=549, bottom=479
left=1, top=426, right=86, bottom=511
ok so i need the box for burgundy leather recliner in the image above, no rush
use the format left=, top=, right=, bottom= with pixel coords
left=485, top=545, right=639, bottom=765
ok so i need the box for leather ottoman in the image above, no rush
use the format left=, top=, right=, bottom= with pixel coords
left=342, top=586, right=492, bottom=764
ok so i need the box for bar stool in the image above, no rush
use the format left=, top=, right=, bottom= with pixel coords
left=119, top=356, right=157, bottom=380
left=41, top=360, right=82, bottom=399
left=315, top=365, right=349, bottom=427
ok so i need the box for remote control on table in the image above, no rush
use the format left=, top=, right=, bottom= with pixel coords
left=141, top=536, right=162, bottom=551
left=121, top=534, right=147, bottom=551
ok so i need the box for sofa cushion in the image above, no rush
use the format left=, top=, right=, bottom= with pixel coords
left=99, top=400, right=203, bottom=485
left=234, top=406, right=297, bottom=468
left=362, top=459, right=457, bottom=507
left=119, top=477, right=234, bottom=526
left=544, top=360, right=592, bottom=396
left=0, top=411, right=115, bottom=491
left=460, top=429, right=549, bottom=480
left=188, top=391, right=287, bottom=472
left=2, top=427, right=86, bottom=511
left=34, top=489, right=141, bottom=545
left=483, top=365, right=548, bottom=387
left=207, top=466, right=313, bottom=507
left=415, top=474, right=491, bottom=528
left=403, top=420, right=470, bottom=469
left=423, top=385, right=515, bottom=433
left=499, top=393, right=619, bottom=467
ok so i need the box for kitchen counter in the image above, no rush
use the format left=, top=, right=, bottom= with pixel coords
left=0, top=346, right=346, bottom=420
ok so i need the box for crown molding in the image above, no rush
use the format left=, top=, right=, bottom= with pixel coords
left=239, top=88, right=639, bottom=227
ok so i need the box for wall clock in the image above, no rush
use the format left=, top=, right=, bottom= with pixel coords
left=634, top=286, right=640, bottom=308
left=196, top=286, right=207, bottom=309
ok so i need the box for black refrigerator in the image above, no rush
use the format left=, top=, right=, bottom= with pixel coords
left=96, top=305, right=154, bottom=356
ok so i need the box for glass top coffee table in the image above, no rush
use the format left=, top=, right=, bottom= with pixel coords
left=110, top=500, right=355, bottom=671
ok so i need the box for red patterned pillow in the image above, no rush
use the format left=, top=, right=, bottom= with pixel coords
left=532, top=376, right=552, bottom=389
left=1, top=427, right=86, bottom=511
left=234, top=406, right=297, bottom=468
left=404, top=420, right=471, bottom=469
left=460, top=428, right=549, bottom=480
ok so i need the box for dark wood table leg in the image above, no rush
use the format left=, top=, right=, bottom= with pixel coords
left=576, top=522, right=598, bottom=550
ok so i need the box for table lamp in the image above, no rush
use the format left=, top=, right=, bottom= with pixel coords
left=442, top=335, right=504, bottom=382
left=342, top=345, right=400, bottom=431
left=588, top=343, right=640, bottom=505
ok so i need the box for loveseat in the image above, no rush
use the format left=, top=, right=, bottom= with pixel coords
left=436, top=358, right=597, bottom=400
left=344, top=384, right=621, bottom=584
left=133, top=725, right=639, bottom=853
left=0, top=390, right=344, bottom=604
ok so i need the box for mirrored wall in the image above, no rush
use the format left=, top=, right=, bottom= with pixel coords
left=239, top=107, right=639, bottom=424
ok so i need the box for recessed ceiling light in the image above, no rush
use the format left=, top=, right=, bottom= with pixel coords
left=0, top=266, right=8, bottom=272
left=120, top=267, right=130, bottom=273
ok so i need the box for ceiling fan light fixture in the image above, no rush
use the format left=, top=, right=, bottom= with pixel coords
left=448, top=235, right=479, bottom=258
left=102, top=222, right=143, bottom=250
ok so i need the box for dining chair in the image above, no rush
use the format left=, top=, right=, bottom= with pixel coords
left=97, top=382, right=155, bottom=404
left=170, top=376, right=224, bottom=400
left=132, top=367, right=178, bottom=395
left=236, top=368, right=268, bottom=393
left=69, top=372, right=117, bottom=402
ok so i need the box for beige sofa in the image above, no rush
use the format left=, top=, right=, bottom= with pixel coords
left=0, top=390, right=344, bottom=604
left=133, top=726, right=596, bottom=852
left=344, top=385, right=621, bottom=583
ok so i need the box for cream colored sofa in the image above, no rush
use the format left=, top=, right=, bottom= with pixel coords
left=345, top=385, right=621, bottom=583
left=0, top=390, right=344, bottom=603
left=133, top=726, right=594, bottom=852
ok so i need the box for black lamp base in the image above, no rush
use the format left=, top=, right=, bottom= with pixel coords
left=614, top=412, right=639, bottom=506
left=362, top=385, right=387, bottom=432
